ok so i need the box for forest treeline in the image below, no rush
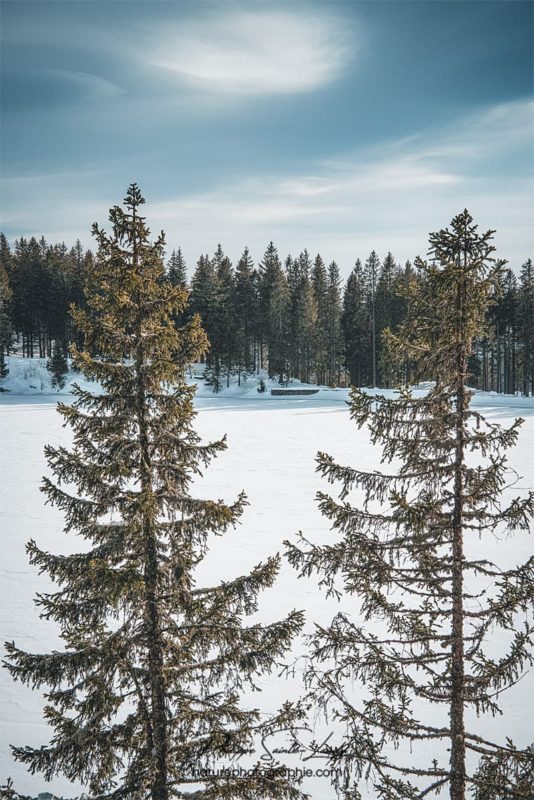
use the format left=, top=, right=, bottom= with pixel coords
left=0, top=231, right=533, bottom=394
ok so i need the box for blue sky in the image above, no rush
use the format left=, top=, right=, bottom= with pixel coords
left=1, top=0, right=533, bottom=275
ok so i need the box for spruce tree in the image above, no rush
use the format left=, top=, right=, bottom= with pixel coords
left=0, top=260, right=13, bottom=380
left=258, top=242, right=284, bottom=372
left=234, top=247, right=257, bottom=382
left=4, top=185, right=304, bottom=800
left=311, top=254, right=329, bottom=385
left=518, top=259, right=534, bottom=397
left=287, top=211, right=534, bottom=800
left=47, top=340, right=68, bottom=390
left=342, top=258, right=370, bottom=387
left=364, top=250, right=380, bottom=387
left=325, top=261, right=342, bottom=387
left=167, top=248, right=187, bottom=289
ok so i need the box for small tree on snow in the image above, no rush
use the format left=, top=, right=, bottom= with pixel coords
left=47, top=341, right=68, bottom=389
left=287, top=211, right=534, bottom=800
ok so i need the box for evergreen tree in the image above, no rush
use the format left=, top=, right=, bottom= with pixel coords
left=47, top=340, right=68, bottom=390
left=267, top=265, right=290, bottom=383
left=311, top=254, right=329, bottom=385
left=325, top=261, right=342, bottom=386
left=364, top=250, right=380, bottom=387
left=0, top=259, right=13, bottom=380
left=287, top=211, right=534, bottom=800
left=4, top=186, right=304, bottom=800
left=167, top=248, right=187, bottom=288
left=518, top=259, right=534, bottom=397
left=190, top=253, right=217, bottom=367
left=257, top=242, right=284, bottom=372
left=375, top=251, right=399, bottom=387
left=234, top=247, right=257, bottom=381
left=342, top=258, right=370, bottom=387
left=287, top=251, right=317, bottom=383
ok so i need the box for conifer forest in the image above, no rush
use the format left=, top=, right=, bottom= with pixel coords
left=1, top=233, right=533, bottom=397
left=1, top=2, right=533, bottom=800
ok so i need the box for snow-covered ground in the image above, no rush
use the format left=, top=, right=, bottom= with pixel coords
left=1, top=360, right=533, bottom=798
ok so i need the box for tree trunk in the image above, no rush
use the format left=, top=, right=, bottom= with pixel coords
left=133, top=231, right=168, bottom=800
left=450, top=260, right=467, bottom=800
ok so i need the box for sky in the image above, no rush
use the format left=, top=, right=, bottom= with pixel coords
left=1, top=0, right=533, bottom=277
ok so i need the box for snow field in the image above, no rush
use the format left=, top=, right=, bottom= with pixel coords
left=1, top=387, right=533, bottom=798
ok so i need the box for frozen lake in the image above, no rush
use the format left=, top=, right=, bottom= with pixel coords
left=1, top=390, right=533, bottom=798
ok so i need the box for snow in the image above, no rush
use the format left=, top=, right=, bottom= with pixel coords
left=1, top=361, right=534, bottom=798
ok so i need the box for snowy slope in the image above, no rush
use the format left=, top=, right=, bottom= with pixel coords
left=1, top=373, right=534, bottom=798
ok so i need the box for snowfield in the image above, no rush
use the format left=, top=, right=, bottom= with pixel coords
left=1, top=363, right=534, bottom=799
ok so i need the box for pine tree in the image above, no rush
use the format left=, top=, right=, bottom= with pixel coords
left=375, top=251, right=398, bottom=388
left=364, top=250, right=380, bottom=387
left=0, top=259, right=13, bottom=380
left=267, top=265, right=290, bottom=383
left=167, top=248, right=187, bottom=289
left=287, top=251, right=317, bottom=383
left=47, top=340, right=68, bottom=389
left=325, top=261, right=342, bottom=387
left=212, top=245, right=237, bottom=389
left=234, top=247, right=257, bottom=382
left=257, top=242, right=284, bottom=372
left=4, top=185, right=304, bottom=800
left=286, top=211, right=534, bottom=800
left=518, top=259, right=534, bottom=397
left=190, top=253, right=217, bottom=370
left=342, top=258, right=370, bottom=387
left=311, top=255, right=329, bottom=385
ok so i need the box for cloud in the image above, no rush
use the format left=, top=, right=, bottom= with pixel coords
left=2, top=101, right=532, bottom=274
left=145, top=99, right=533, bottom=268
left=149, top=9, right=353, bottom=95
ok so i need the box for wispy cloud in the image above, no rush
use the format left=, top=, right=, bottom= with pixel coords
left=143, top=99, right=533, bottom=267
left=149, top=9, right=354, bottom=96
left=2, top=101, right=532, bottom=272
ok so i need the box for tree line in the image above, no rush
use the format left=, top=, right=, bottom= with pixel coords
left=0, top=231, right=533, bottom=395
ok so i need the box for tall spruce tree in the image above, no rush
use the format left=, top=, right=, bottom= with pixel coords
left=325, top=261, right=342, bottom=386
left=167, top=248, right=187, bottom=289
left=234, top=247, right=257, bottom=381
left=4, top=186, right=304, bottom=800
left=0, top=259, right=13, bottom=380
left=518, top=259, right=534, bottom=397
left=311, top=254, right=329, bottom=385
left=342, top=258, right=370, bottom=387
left=364, top=250, right=380, bottom=387
left=287, top=211, right=534, bottom=800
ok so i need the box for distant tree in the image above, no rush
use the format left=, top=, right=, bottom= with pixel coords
left=234, top=247, right=257, bottom=381
left=518, top=259, right=534, bottom=396
left=167, top=248, right=187, bottom=288
left=190, top=253, right=216, bottom=365
left=258, top=242, right=284, bottom=371
left=267, top=264, right=290, bottom=383
left=325, top=261, right=342, bottom=386
left=287, top=250, right=317, bottom=383
left=364, top=250, right=380, bottom=387
left=0, top=260, right=13, bottom=380
left=211, top=244, right=237, bottom=390
left=5, top=185, right=304, bottom=800
left=47, top=340, right=68, bottom=389
left=342, top=258, right=370, bottom=386
left=375, top=251, right=399, bottom=387
left=311, top=254, right=329, bottom=385
left=287, top=211, right=534, bottom=800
